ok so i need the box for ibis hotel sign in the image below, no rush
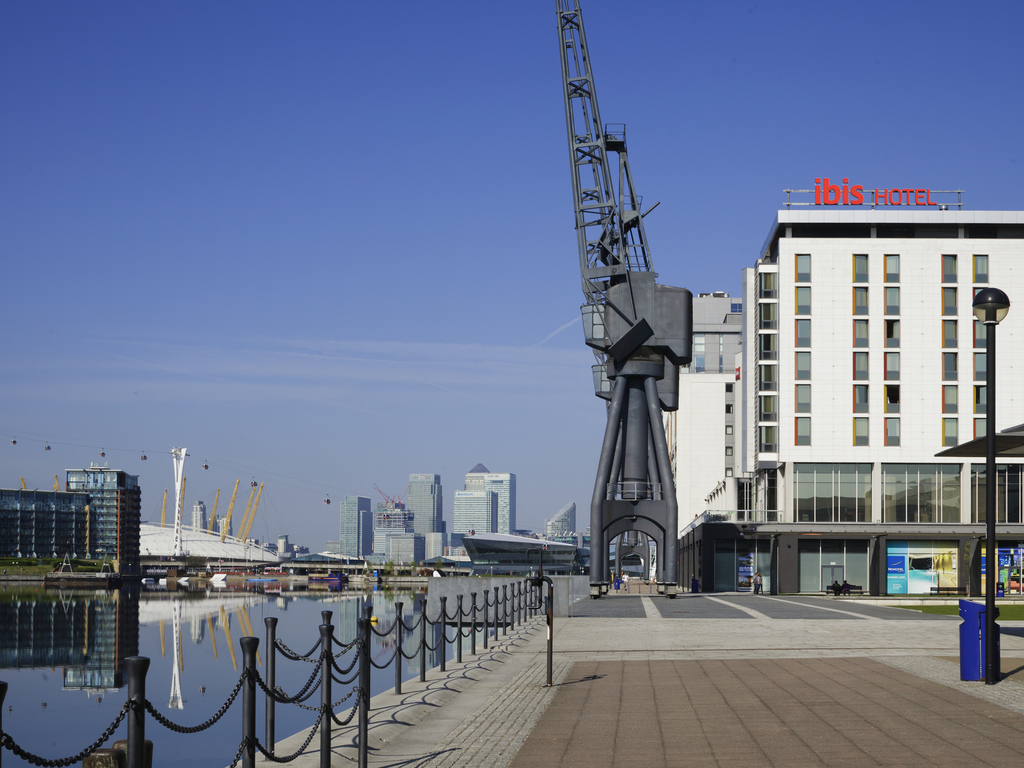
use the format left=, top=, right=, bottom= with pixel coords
left=785, top=179, right=963, bottom=209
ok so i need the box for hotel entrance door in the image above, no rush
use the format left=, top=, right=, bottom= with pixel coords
left=821, top=564, right=844, bottom=591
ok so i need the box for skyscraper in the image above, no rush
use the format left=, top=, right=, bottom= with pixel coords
left=192, top=500, right=206, bottom=531
left=464, top=464, right=516, bottom=534
left=339, top=496, right=372, bottom=558
left=453, top=490, right=497, bottom=536
left=407, top=473, right=443, bottom=535
left=545, top=502, right=576, bottom=539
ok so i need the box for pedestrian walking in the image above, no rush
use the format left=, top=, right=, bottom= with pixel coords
left=691, top=574, right=700, bottom=593
left=753, top=571, right=763, bottom=594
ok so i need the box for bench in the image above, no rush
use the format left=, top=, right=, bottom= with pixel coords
left=823, top=584, right=865, bottom=596
left=930, top=586, right=967, bottom=596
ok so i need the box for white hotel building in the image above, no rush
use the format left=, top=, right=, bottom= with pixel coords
left=677, top=207, right=1024, bottom=595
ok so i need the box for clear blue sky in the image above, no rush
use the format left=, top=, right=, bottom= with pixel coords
left=4, top=1, right=1024, bottom=549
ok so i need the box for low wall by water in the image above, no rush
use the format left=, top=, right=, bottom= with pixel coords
left=424, top=575, right=588, bottom=618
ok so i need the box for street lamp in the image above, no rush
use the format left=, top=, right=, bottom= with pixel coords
left=973, top=286, right=1010, bottom=685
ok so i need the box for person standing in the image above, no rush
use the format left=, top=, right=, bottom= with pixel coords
left=753, top=571, right=763, bottom=595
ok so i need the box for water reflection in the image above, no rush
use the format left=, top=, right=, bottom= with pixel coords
left=0, top=584, right=434, bottom=768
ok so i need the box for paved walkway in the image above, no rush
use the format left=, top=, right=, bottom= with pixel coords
left=274, top=594, right=1024, bottom=767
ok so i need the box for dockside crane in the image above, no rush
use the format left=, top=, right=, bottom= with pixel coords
left=556, top=0, right=692, bottom=597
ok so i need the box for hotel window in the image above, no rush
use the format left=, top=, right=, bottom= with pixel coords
left=795, top=319, right=811, bottom=347
left=854, top=418, right=869, bottom=446
left=885, top=287, right=900, bottom=315
left=794, top=463, right=873, bottom=523
left=853, top=254, right=869, bottom=282
left=943, top=385, right=958, bottom=414
left=885, top=418, right=900, bottom=447
left=759, top=302, right=778, bottom=330
left=975, top=419, right=987, bottom=439
left=693, top=333, right=706, bottom=372
left=853, top=287, right=869, bottom=315
left=759, top=271, right=778, bottom=299
left=758, top=333, right=778, bottom=360
left=884, top=352, right=900, bottom=381
left=725, top=403, right=733, bottom=414
left=726, top=446, right=734, bottom=456
left=943, top=418, right=958, bottom=447
left=974, top=320, right=987, bottom=348
left=854, top=352, right=869, bottom=380
left=796, top=254, right=811, bottom=282
left=975, top=385, right=986, bottom=414
left=726, top=425, right=733, bottom=435
left=884, top=464, right=961, bottom=523
left=854, top=319, right=869, bottom=347
left=942, top=287, right=957, bottom=316
left=974, top=352, right=987, bottom=381
left=885, top=254, right=900, bottom=282
left=725, top=468, right=734, bottom=477
left=796, top=352, right=811, bottom=380
left=759, top=364, right=777, bottom=391
left=760, top=425, right=778, bottom=452
left=796, top=286, right=811, bottom=315
left=796, top=418, right=811, bottom=446
left=974, top=254, right=989, bottom=283
left=760, top=394, right=778, bottom=421
left=943, top=352, right=958, bottom=381
left=795, top=385, right=811, bottom=413
left=853, top=385, right=869, bottom=414
left=885, top=319, right=900, bottom=348
left=942, top=320, right=957, bottom=349
left=942, top=254, right=957, bottom=283
left=885, top=385, right=900, bottom=414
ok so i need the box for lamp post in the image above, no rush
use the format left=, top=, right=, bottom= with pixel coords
left=973, top=286, right=1010, bottom=685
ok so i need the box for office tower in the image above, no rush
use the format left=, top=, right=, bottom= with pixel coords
left=407, top=473, right=443, bottom=535
left=192, top=500, right=206, bottom=531
left=465, top=464, right=516, bottom=535
left=372, top=503, right=414, bottom=554
left=338, top=496, right=372, bottom=558
left=66, top=466, right=142, bottom=573
left=546, top=502, right=576, bottom=538
left=453, top=490, right=497, bottom=537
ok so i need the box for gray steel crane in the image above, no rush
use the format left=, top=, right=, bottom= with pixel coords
left=556, top=0, right=692, bottom=597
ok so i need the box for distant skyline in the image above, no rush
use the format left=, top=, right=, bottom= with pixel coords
left=4, top=1, right=1024, bottom=549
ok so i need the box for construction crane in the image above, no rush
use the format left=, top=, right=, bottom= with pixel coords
left=220, top=480, right=241, bottom=542
left=557, top=0, right=692, bottom=597
left=374, top=483, right=406, bottom=509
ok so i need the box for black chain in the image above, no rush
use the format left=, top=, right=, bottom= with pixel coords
left=331, top=647, right=359, bottom=676
left=369, top=647, right=399, bottom=670
left=0, top=702, right=129, bottom=767
left=330, top=691, right=362, bottom=727
left=256, top=711, right=321, bottom=763
left=330, top=634, right=358, bottom=656
left=276, top=636, right=321, bottom=662
left=331, top=667, right=359, bottom=687
left=227, top=737, right=249, bottom=768
left=397, top=643, right=422, bottom=661
left=369, top=618, right=398, bottom=637
left=144, top=670, right=245, bottom=733
left=256, top=663, right=322, bottom=704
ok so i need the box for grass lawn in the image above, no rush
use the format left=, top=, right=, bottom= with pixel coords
left=896, top=603, right=1024, bottom=620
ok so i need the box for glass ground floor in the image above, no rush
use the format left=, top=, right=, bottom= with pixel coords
left=679, top=521, right=1024, bottom=595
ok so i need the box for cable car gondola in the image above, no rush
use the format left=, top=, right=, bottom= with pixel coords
left=202, top=461, right=209, bottom=470
left=251, top=480, right=258, bottom=488
left=99, top=449, right=106, bottom=458
left=10, top=438, right=16, bottom=445
left=140, top=453, right=148, bottom=461
left=44, top=444, right=51, bottom=451
left=323, top=495, right=331, bottom=505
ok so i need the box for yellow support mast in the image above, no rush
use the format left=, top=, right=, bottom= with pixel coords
left=220, top=480, right=240, bottom=542
left=161, top=489, right=168, bottom=527
left=237, top=484, right=257, bottom=542
left=241, top=484, right=264, bottom=542
left=53, top=474, right=61, bottom=492
left=208, top=488, right=221, bottom=533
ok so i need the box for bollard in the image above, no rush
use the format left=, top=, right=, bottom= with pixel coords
left=456, top=595, right=464, bottom=664
left=318, top=623, right=333, bottom=768
left=482, top=590, right=489, bottom=649
left=358, top=606, right=372, bottom=768
left=125, top=656, right=150, bottom=768
left=502, top=585, right=509, bottom=635
left=395, top=602, right=404, bottom=695
left=240, top=637, right=259, bottom=768
left=419, top=598, right=427, bottom=683
left=265, top=617, right=278, bottom=756
left=471, top=592, right=478, bottom=656
left=491, top=589, right=497, bottom=642
left=83, top=749, right=126, bottom=768
left=321, top=609, right=333, bottom=627
left=439, top=596, right=448, bottom=672
left=112, top=740, right=151, bottom=768
left=1, top=681, right=5, bottom=768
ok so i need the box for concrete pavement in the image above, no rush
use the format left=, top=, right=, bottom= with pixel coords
left=273, top=594, right=1024, bottom=767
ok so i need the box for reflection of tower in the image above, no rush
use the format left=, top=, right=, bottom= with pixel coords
left=168, top=602, right=183, bottom=709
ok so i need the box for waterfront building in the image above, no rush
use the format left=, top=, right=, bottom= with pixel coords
left=192, top=500, right=206, bottom=532
left=462, top=532, right=584, bottom=575
left=465, top=464, right=516, bottom=534
left=338, top=495, right=372, bottom=558
left=453, top=490, right=497, bottom=537
left=423, top=531, right=446, bottom=562
left=545, top=502, right=576, bottom=539
left=386, top=532, right=425, bottom=564
left=65, top=466, right=142, bottom=573
left=676, top=206, right=1024, bottom=595
left=407, top=473, right=443, bottom=535
left=0, top=489, right=89, bottom=559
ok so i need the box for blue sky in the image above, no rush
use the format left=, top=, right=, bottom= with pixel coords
left=4, top=1, right=1024, bottom=549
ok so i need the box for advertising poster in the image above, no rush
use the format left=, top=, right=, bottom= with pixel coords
left=886, top=541, right=958, bottom=594
left=737, top=552, right=753, bottom=592
left=981, top=548, right=1018, bottom=594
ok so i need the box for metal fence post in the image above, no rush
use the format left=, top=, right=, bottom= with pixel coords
left=0, top=681, right=5, bottom=768
left=264, top=617, right=277, bottom=756
left=502, top=585, right=509, bottom=635
left=419, top=598, right=427, bottom=683
left=456, top=595, right=463, bottom=664
left=322, top=610, right=333, bottom=627
left=241, top=637, right=259, bottom=768
left=358, top=605, right=372, bottom=768
left=125, top=656, right=150, bottom=768
left=482, top=590, right=489, bottom=649
left=395, top=602, right=404, bottom=695
left=439, top=596, right=448, bottom=672
left=471, top=592, right=478, bottom=656
left=319, top=622, right=333, bottom=768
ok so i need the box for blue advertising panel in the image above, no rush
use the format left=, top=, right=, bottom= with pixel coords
left=886, top=541, right=958, bottom=595
left=887, top=552, right=907, bottom=594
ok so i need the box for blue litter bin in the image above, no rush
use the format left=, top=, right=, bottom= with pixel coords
left=997, top=582, right=1005, bottom=598
left=959, top=599, right=1001, bottom=681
